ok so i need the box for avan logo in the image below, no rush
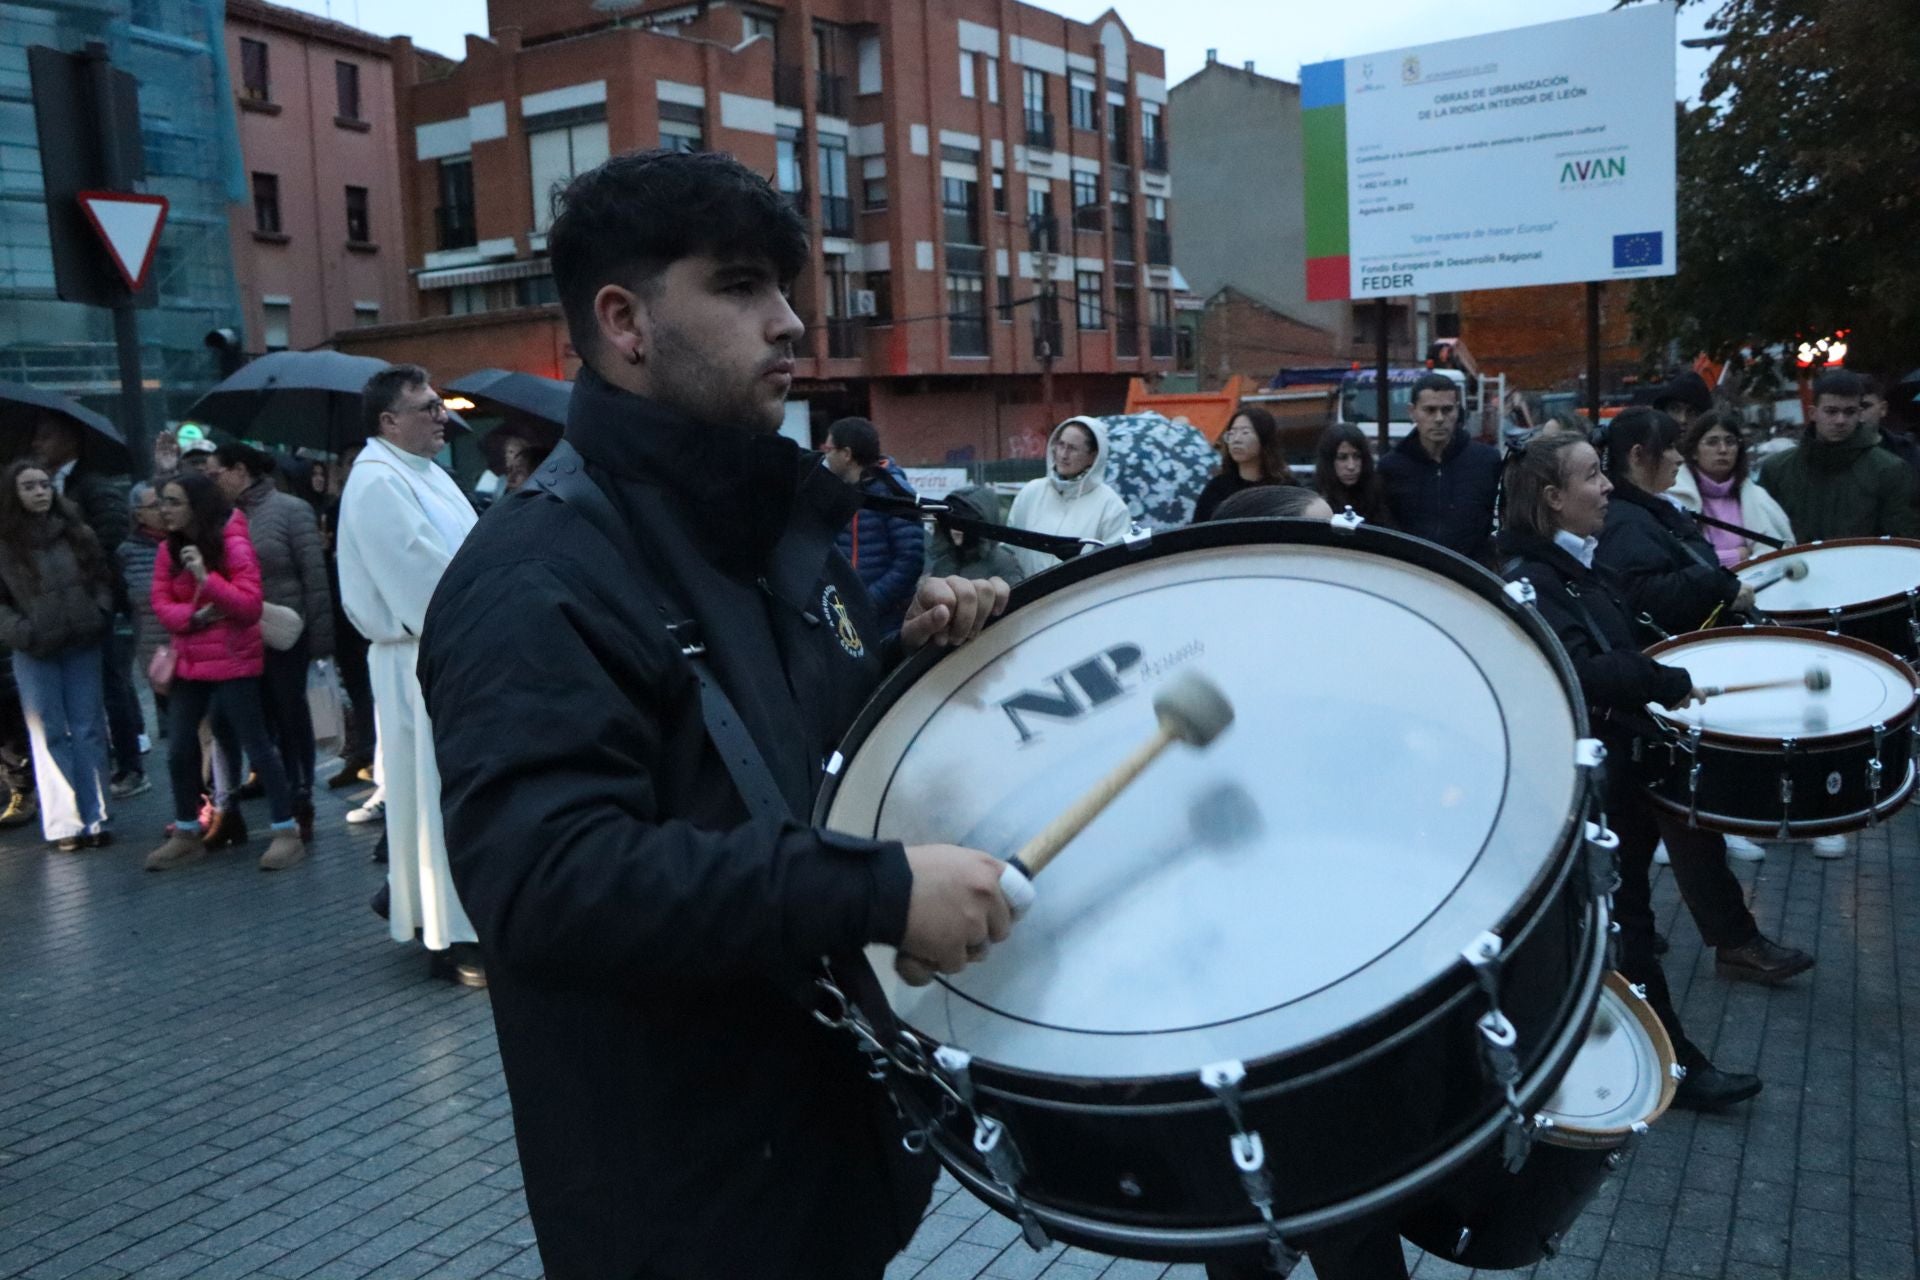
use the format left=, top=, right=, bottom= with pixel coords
left=998, top=643, right=1142, bottom=744
left=1561, top=156, right=1627, bottom=185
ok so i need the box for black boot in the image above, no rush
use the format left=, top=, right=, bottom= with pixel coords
left=1672, top=1062, right=1762, bottom=1112
left=1716, top=933, right=1814, bottom=986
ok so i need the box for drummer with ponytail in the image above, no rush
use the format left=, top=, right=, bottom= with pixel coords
left=1499, top=432, right=1811, bottom=1112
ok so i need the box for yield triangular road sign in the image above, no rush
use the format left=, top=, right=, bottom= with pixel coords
left=76, top=191, right=169, bottom=293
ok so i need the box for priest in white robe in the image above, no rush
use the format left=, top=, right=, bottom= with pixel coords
left=339, top=365, right=481, bottom=982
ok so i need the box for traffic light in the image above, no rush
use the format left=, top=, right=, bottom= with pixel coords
left=204, top=327, right=244, bottom=377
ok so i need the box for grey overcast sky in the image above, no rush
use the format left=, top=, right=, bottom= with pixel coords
left=283, top=0, right=1717, bottom=101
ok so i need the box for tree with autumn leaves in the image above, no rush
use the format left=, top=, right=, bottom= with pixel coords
left=1628, top=0, right=1920, bottom=377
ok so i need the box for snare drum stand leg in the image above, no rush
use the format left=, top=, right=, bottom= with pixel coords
left=1201, top=1061, right=1301, bottom=1276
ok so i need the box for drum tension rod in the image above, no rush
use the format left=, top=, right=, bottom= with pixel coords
left=1200, top=1061, right=1300, bottom=1276
left=1778, top=738, right=1798, bottom=840
left=1685, top=726, right=1704, bottom=830
left=1462, top=933, right=1537, bottom=1174
left=934, top=1047, right=1051, bottom=1251
left=1869, top=723, right=1887, bottom=822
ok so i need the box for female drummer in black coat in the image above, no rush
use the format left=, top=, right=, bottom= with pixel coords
left=1594, top=407, right=1753, bottom=637
left=1500, top=432, right=1778, bottom=1113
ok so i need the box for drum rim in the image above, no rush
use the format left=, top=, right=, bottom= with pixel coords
left=817, top=520, right=1598, bottom=1095
left=1736, top=536, right=1920, bottom=620
left=1644, top=626, right=1920, bottom=748
left=925, top=894, right=1614, bottom=1258
left=1541, top=970, right=1677, bottom=1148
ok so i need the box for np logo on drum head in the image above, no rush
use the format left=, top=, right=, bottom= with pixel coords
left=998, top=643, right=1145, bottom=744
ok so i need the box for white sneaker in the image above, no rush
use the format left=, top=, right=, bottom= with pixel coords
left=1811, top=834, right=1850, bottom=859
left=346, top=798, right=385, bottom=826
left=1724, top=834, right=1766, bottom=862
left=1653, top=841, right=1670, bottom=866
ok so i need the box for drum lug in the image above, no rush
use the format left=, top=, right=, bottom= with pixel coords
left=1828, top=606, right=1843, bottom=637
left=1584, top=821, right=1621, bottom=898
left=1121, top=525, right=1153, bottom=552
left=1671, top=1062, right=1689, bottom=1082
left=1685, top=726, right=1703, bottom=829
left=1331, top=505, right=1365, bottom=532
left=937, top=1047, right=1051, bottom=1251
left=1504, top=579, right=1537, bottom=607
left=1777, top=737, right=1797, bottom=839
left=1869, top=723, right=1887, bottom=822
left=825, top=751, right=844, bottom=777
left=1201, top=1061, right=1300, bottom=1274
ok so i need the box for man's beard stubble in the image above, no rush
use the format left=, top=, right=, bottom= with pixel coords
left=648, top=319, right=787, bottom=433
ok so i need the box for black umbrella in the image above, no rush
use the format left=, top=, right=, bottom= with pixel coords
left=445, top=370, right=568, bottom=480
left=187, top=350, right=391, bottom=454
left=0, top=380, right=131, bottom=472
left=1892, top=368, right=1920, bottom=406
left=446, top=368, right=571, bottom=427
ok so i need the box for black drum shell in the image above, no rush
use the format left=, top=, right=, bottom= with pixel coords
left=1397, top=1134, right=1623, bottom=1269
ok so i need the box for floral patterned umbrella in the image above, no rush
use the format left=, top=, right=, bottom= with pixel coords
left=1098, top=411, right=1219, bottom=530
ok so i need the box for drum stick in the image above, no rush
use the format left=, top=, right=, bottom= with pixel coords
left=1699, top=666, right=1831, bottom=699
left=1009, top=671, right=1236, bottom=880
left=1741, top=560, right=1811, bottom=594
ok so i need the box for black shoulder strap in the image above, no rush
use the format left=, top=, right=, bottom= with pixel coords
left=528, top=441, right=794, bottom=825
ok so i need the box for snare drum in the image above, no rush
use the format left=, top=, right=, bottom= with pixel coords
left=1637, top=627, right=1920, bottom=837
left=1399, top=972, right=1678, bottom=1269
left=1737, top=538, right=1920, bottom=660
left=815, top=521, right=1615, bottom=1260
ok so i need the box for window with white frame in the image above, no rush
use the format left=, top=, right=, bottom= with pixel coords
left=528, top=107, right=609, bottom=233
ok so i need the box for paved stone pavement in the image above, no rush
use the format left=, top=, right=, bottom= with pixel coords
left=2, top=746, right=1917, bottom=1279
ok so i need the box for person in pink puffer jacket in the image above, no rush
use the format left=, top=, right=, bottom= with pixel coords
left=145, top=471, right=303, bottom=873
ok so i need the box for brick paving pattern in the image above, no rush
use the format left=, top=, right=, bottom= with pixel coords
left=2, top=749, right=1915, bottom=1279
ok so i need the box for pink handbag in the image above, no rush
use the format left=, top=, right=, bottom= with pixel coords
left=149, top=581, right=203, bottom=694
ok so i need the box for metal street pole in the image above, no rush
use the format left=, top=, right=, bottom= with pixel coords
left=1585, top=281, right=1603, bottom=424
left=83, top=41, right=148, bottom=477
left=1374, top=298, right=1391, bottom=454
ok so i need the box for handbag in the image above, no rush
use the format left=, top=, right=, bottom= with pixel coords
left=259, top=601, right=305, bottom=651
left=307, top=659, right=345, bottom=750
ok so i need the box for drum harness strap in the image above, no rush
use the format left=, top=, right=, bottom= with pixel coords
left=534, top=447, right=1038, bottom=1237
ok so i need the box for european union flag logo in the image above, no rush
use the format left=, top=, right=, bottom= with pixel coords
left=1613, top=232, right=1663, bottom=269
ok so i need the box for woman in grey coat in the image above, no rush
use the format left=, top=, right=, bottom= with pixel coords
left=209, top=443, right=333, bottom=837
left=0, top=460, right=115, bottom=850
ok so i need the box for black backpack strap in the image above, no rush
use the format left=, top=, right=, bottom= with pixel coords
left=528, top=442, right=793, bottom=825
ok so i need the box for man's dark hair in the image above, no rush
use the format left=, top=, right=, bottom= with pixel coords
left=1651, top=369, right=1713, bottom=416
left=1410, top=371, right=1461, bottom=404
left=1210, top=484, right=1324, bottom=521
left=548, top=149, right=811, bottom=359
left=827, top=416, right=881, bottom=467
left=213, top=440, right=274, bottom=479
left=362, top=364, right=431, bottom=439
left=1812, top=369, right=1866, bottom=402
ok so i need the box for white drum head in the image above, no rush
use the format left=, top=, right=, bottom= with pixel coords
left=1540, top=972, right=1673, bottom=1142
left=827, top=538, right=1582, bottom=1081
left=1743, top=542, right=1920, bottom=614
left=1650, top=632, right=1917, bottom=740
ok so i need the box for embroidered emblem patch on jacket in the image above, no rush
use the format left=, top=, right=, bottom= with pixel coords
left=821, top=585, right=865, bottom=658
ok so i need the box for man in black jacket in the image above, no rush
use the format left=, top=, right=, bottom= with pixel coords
left=419, top=150, right=1019, bottom=1280
left=1376, top=372, right=1501, bottom=563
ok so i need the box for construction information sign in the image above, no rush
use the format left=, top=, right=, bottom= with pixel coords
left=1302, top=4, right=1676, bottom=301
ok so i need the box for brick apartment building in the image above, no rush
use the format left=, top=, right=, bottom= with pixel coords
left=330, top=0, right=1178, bottom=462
left=225, top=0, right=414, bottom=354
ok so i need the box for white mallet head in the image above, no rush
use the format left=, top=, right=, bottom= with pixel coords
left=1153, top=671, right=1235, bottom=747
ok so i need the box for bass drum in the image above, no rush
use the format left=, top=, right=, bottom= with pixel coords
left=1399, top=971, right=1679, bottom=1269
left=817, top=521, right=1613, bottom=1260
left=1737, top=538, right=1920, bottom=662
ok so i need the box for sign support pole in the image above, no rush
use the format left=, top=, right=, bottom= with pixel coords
left=1374, top=298, right=1391, bottom=453
left=83, top=41, right=147, bottom=476
left=1585, top=281, right=1602, bottom=424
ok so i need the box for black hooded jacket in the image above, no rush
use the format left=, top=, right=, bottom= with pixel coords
left=1594, top=479, right=1740, bottom=637
left=419, top=368, right=933, bottom=1280
left=1501, top=527, right=1692, bottom=790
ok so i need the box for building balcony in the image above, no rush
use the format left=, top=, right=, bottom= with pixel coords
left=1024, top=109, right=1055, bottom=151
left=1027, top=214, right=1058, bottom=254
left=775, top=63, right=806, bottom=108
left=1072, top=204, right=1103, bottom=234
left=1149, top=324, right=1175, bottom=358
left=820, top=195, right=853, bottom=236
left=1146, top=228, right=1172, bottom=266
left=435, top=205, right=477, bottom=251
left=1110, top=133, right=1130, bottom=166
left=826, top=317, right=864, bottom=359
left=817, top=71, right=848, bottom=117
left=1143, top=136, right=1168, bottom=171
left=1116, top=325, right=1140, bottom=358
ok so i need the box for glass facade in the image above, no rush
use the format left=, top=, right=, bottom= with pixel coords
left=2, top=0, right=245, bottom=431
